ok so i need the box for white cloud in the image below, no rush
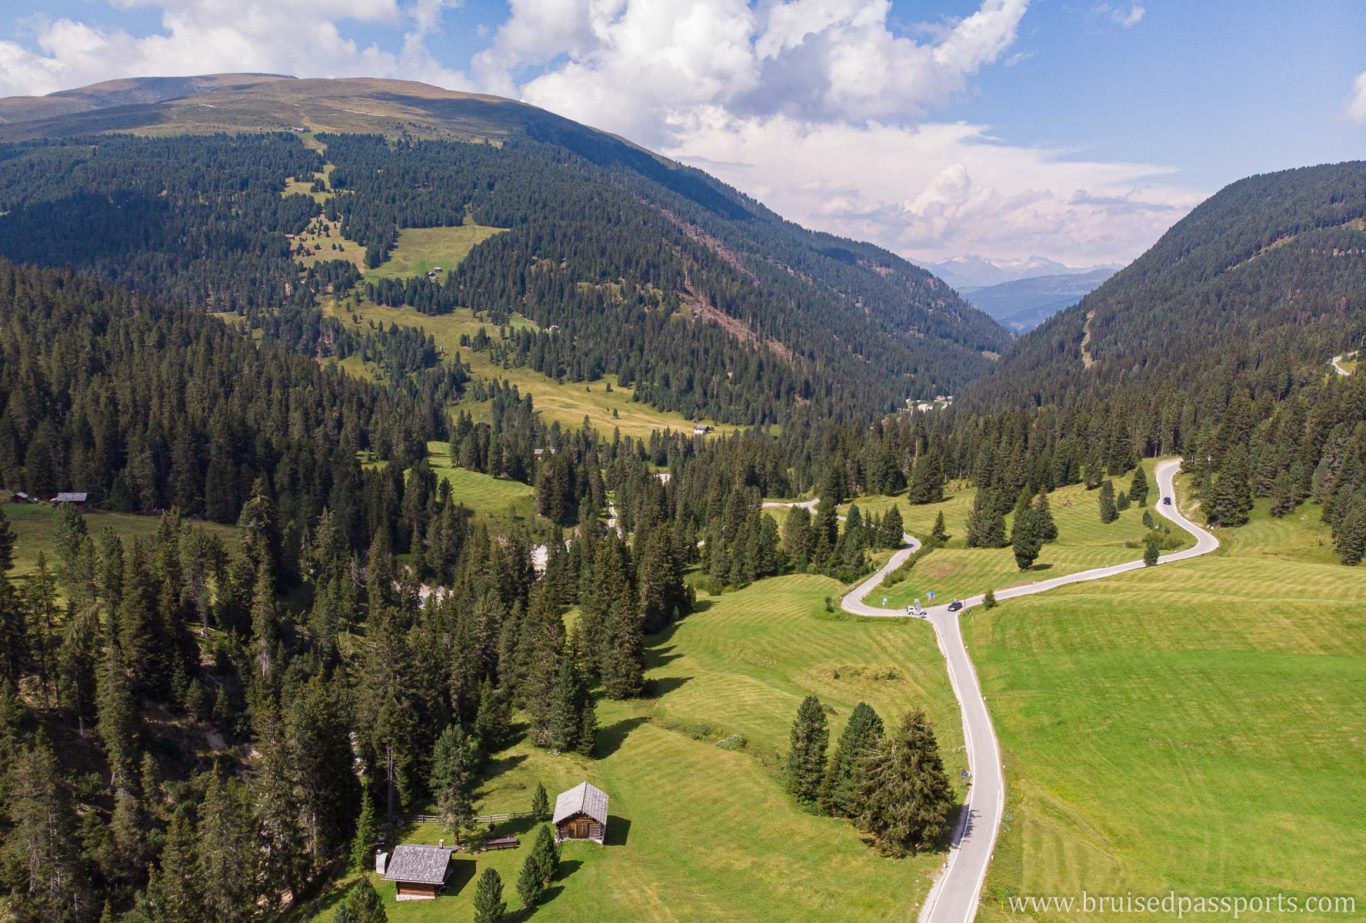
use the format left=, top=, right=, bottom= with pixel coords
left=1091, top=3, right=1144, bottom=29
left=471, top=0, right=1194, bottom=265
left=0, top=0, right=1200, bottom=266
left=0, top=0, right=471, bottom=98
left=664, top=112, right=1201, bottom=264
left=1348, top=71, right=1366, bottom=123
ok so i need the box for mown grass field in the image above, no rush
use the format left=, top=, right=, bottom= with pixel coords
left=966, top=495, right=1366, bottom=921
left=303, top=574, right=965, bottom=922
left=324, top=299, right=743, bottom=441
left=364, top=224, right=507, bottom=281
left=849, top=461, right=1189, bottom=607
left=1, top=502, right=240, bottom=576
left=425, top=441, right=537, bottom=522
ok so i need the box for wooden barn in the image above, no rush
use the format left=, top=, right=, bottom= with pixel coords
left=553, top=781, right=608, bottom=844
left=381, top=843, right=454, bottom=900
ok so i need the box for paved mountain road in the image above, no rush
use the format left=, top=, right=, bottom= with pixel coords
left=770, top=459, right=1218, bottom=922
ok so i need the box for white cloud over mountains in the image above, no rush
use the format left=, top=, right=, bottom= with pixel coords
left=1348, top=71, right=1366, bottom=124
left=0, top=0, right=1202, bottom=265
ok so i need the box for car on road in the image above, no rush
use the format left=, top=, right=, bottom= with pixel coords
left=1163, top=496, right=1173, bottom=505
left=947, top=600, right=963, bottom=612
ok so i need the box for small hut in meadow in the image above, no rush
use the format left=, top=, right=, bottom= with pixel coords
left=553, top=781, right=608, bottom=844
left=382, top=843, right=454, bottom=900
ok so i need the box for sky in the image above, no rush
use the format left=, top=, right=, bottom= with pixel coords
left=1, top=1, right=1363, bottom=268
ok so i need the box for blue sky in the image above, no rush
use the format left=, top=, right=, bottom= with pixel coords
left=1, top=1, right=1363, bottom=266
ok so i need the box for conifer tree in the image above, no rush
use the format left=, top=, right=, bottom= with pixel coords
left=983, top=588, right=997, bottom=609
left=966, top=490, right=1007, bottom=548
left=823, top=702, right=884, bottom=817
left=854, top=710, right=954, bottom=856
left=531, top=782, right=550, bottom=821
left=431, top=724, right=478, bottom=844
left=1116, top=489, right=1130, bottom=511
left=148, top=809, right=204, bottom=923
left=1270, top=468, right=1299, bottom=516
left=1206, top=446, right=1254, bottom=527
left=782, top=505, right=814, bottom=569
left=1098, top=480, right=1119, bottom=524
left=601, top=587, right=644, bottom=699
left=1144, top=535, right=1160, bottom=567
left=0, top=507, right=14, bottom=571
left=344, top=877, right=388, bottom=923
left=198, top=772, right=258, bottom=923
left=548, top=656, right=589, bottom=752
left=6, top=741, right=91, bottom=921
left=1010, top=502, right=1043, bottom=571
left=474, top=678, right=512, bottom=752
left=1129, top=466, right=1150, bottom=506
left=880, top=505, right=905, bottom=549
left=1033, top=491, right=1058, bottom=542
left=1333, top=497, right=1366, bottom=565
left=97, top=643, right=140, bottom=791
left=350, top=791, right=378, bottom=872
left=930, top=511, right=949, bottom=546
left=786, top=695, right=829, bottom=803
left=473, top=867, right=506, bottom=923
left=517, top=824, right=560, bottom=908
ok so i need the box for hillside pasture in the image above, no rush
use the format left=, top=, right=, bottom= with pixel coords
left=968, top=499, right=1366, bottom=920
left=851, top=463, right=1190, bottom=607
left=324, top=300, right=743, bottom=440
left=1, top=502, right=240, bottom=577
left=305, top=573, right=964, bottom=922
left=363, top=224, right=507, bottom=281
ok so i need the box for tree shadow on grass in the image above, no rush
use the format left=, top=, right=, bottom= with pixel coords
left=593, top=716, right=650, bottom=758
left=1028, top=562, right=1054, bottom=572
left=483, top=751, right=529, bottom=777
left=645, top=674, right=691, bottom=698
left=604, top=815, right=631, bottom=846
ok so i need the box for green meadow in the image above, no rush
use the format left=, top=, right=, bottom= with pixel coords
left=325, top=299, right=743, bottom=441
left=302, top=574, right=965, bottom=923
left=967, top=496, right=1366, bottom=920
left=425, top=442, right=537, bottom=522
left=848, top=461, right=1188, bottom=607
left=363, top=224, right=507, bottom=281
left=0, top=502, right=240, bottom=577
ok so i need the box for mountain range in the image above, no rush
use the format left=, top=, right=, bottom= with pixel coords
left=0, top=74, right=1008, bottom=424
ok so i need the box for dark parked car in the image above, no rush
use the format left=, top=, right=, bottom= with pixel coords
left=1163, top=497, right=1173, bottom=505
left=947, top=600, right=964, bottom=612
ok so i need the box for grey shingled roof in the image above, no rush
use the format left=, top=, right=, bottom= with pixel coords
left=383, top=844, right=453, bottom=885
left=53, top=492, right=88, bottom=502
left=552, top=781, right=608, bottom=825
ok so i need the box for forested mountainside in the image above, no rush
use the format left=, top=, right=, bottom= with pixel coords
left=0, top=77, right=1008, bottom=424
left=931, top=162, right=1366, bottom=560
left=961, top=266, right=1115, bottom=332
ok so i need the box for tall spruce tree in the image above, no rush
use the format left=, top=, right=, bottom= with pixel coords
left=1207, top=446, right=1254, bottom=527
left=431, top=724, right=478, bottom=844
left=966, top=490, right=1007, bottom=548
left=1098, top=480, right=1119, bottom=524
left=1129, top=466, right=1150, bottom=506
left=473, top=867, right=506, bottom=923
left=1144, top=535, right=1160, bottom=567
left=823, top=702, right=884, bottom=817
left=854, top=710, right=954, bottom=857
left=786, top=695, right=829, bottom=803
left=1010, top=501, right=1043, bottom=571
left=1033, top=490, right=1058, bottom=542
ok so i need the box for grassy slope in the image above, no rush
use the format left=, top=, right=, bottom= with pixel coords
left=849, top=461, right=1190, bottom=607
left=1, top=502, right=239, bottom=576
left=967, top=492, right=1366, bottom=920
left=325, top=299, right=743, bottom=441
left=305, top=574, right=965, bottom=922
left=425, top=441, right=536, bottom=522
left=364, top=225, right=507, bottom=281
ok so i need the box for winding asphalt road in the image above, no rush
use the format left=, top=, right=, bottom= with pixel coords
left=1331, top=353, right=1354, bottom=376
left=778, top=459, right=1219, bottom=922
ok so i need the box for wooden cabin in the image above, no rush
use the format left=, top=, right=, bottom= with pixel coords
left=50, top=492, right=89, bottom=509
left=382, top=843, right=454, bottom=900
left=553, top=781, right=608, bottom=844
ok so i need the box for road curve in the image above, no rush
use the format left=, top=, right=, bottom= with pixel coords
left=1331, top=353, right=1354, bottom=377
left=780, top=460, right=1218, bottom=922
